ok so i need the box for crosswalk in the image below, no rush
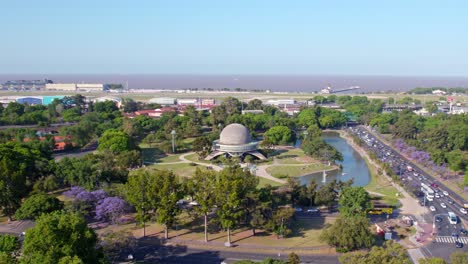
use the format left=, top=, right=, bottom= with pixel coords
left=434, top=236, right=468, bottom=244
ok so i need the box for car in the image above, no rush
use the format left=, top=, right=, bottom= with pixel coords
left=431, top=183, right=439, bottom=188
left=442, top=191, right=449, bottom=196
left=452, top=232, right=459, bottom=239
left=413, top=172, right=419, bottom=177
left=430, top=206, right=436, bottom=212
left=447, top=199, right=454, bottom=205
left=439, top=193, right=444, bottom=198
left=455, top=241, right=463, bottom=248
left=189, top=201, right=199, bottom=206
left=441, top=203, right=447, bottom=208
left=460, top=208, right=467, bottom=214
left=294, top=207, right=303, bottom=212
left=435, top=216, right=442, bottom=223
left=307, top=208, right=319, bottom=213
left=460, top=228, right=468, bottom=236
left=435, top=193, right=440, bottom=199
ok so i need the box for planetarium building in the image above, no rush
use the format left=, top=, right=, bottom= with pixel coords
left=205, top=123, right=266, bottom=160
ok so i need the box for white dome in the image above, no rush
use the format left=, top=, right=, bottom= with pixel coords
left=219, top=123, right=251, bottom=145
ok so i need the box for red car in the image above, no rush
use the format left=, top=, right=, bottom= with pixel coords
left=431, top=183, right=439, bottom=188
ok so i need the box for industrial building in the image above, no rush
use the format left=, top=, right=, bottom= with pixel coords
left=45, top=83, right=105, bottom=92
left=148, top=97, right=176, bottom=105
left=1, top=79, right=53, bottom=91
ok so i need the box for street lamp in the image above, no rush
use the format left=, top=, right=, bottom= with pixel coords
left=141, top=206, right=146, bottom=237
left=432, top=213, right=447, bottom=236
left=171, top=130, right=176, bottom=153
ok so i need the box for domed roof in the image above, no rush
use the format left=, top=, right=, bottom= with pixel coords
left=219, top=123, right=251, bottom=145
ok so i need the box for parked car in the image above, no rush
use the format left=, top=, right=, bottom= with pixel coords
left=430, top=206, right=436, bottom=212
left=307, top=208, right=320, bottom=213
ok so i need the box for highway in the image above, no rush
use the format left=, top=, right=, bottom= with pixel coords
left=348, top=126, right=467, bottom=237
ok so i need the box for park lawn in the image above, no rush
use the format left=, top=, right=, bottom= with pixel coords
left=270, top=148, right=313, bottom=165
left=267, top=164, right=333, bottom=178
left=257, top=177, right=283, bottom=188
left=363, top=156, right=400, bottom=207
left=149, top=163, right=199, bottom=178
left=104, top=216, right=334, bottom=249
left=183, top=153, right=212, bottom=165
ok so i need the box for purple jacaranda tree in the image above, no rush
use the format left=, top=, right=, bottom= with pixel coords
left=95, top=197, right=130, bottom=224
left=63, top=186, right=86, bottom=198
left=394, top=139, right=407, bottom=152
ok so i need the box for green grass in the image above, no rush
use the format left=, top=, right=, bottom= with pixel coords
left=363, top=156, right=400, bottom=207
left=270, top=148, right=312, bottom=165
left=257, top=177, right=283, bottom=188
left=267, top=164, right=333, bottom=178
left=149, top=163, right=199, bottom=178
left=183, top=153, right=212, bottom=165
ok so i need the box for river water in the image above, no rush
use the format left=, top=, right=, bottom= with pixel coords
left=298, top=133, right=371, bottom=187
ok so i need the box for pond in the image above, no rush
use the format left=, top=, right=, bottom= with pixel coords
left=298, top=132, right=371, bottom=187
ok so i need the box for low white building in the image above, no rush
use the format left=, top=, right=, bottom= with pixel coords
left=45, top=83, right=77, bottom=91
left=177, top=98, right=198, bottom=105
left=432, top=89, right=447, bottom=95
left=148, top=97, right=176, bottom=105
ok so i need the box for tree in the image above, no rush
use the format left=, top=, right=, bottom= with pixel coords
left=288, top=252, right=300, bottom=264
left=215, top=166, right=258, bottom=245
left=100, top=231, right=137, bottom=262
left=21, top=211, right=105, bottom=264
left=450, top=251, right=468, bottom=264
left=95, top=197, right=129, bottom=224
left=98, top=129, right=135, bottom=153
left=0, top=234, right=19, bottom=253
left=338, top=187, right=372, bottom=217
left=314, top=181, right=337, bottom=209
left=187, top=168, right=217, bottom=242
left=192, top=136, right=212, bottom=159
left=339, top=240, right=410, bottom=264
left=419, top=258, right=447, bottom=264
left=154, top=170, right=183, bottom=239
left=0, top=144, right=31, bottom=221
left=320, top=216, right=374, bottom=252
left=264, top=126, right=295, bottom=145
left=126, top=169, right=182, bottom=239
left=15, top=193, right=64, bottom=220
left=246, top=99, right=263, bottom=110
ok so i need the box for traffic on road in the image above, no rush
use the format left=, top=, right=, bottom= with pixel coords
left=348, top=126, right=467, bottom=243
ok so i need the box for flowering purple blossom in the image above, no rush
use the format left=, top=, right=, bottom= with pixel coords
left=95, top=197, right=129, bottom=224
left=90, top=190, right=108, bottom=201
left=63, top=186, right=86, bottom=198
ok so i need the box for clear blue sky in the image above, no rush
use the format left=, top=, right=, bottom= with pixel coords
left=1, top=0, right=467, bottom=76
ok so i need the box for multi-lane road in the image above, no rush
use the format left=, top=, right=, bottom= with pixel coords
left=348, top=126, right=467, bottom=238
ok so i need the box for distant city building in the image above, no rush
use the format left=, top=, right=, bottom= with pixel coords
left=432, top=89, right=447, bottom=95
left=266, top=99, right=296, bottom=106
left=45, top=83, right=105, bottom=91
left=205, top=123, right=266, bottom=161
left=200, top=98, right=216, bottom=106
left=177, top=98, right=198, bottom=105
left=45, top=83, right=78, bottom=91
left=1, top=79, right=53, bottom=91
left=16, top=97, right=43, bottom=105
left=148, top=97, right=176, bottom=105
left=413, top=108, right=430, bottom=116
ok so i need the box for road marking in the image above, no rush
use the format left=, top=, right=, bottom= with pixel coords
left=435, top=236, right=468, bottom=243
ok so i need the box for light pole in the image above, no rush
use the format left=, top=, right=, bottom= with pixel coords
left=432, top=213, right=447, bottom=236
left=141, top=206, right=146, bottom=237
left=171, top=130, right=176, bottom=153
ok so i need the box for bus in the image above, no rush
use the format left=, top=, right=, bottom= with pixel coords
left=421, top=183, right=434, bottom=199
left=368, top=208, right=393, bottom=215
left=448, top=212, right=457, bottom=225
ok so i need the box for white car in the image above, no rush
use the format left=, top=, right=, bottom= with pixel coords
left=442, top=191, right=449, bottom=196
left=189, top=201, right=199, bottom=206
left=430, top=206, right=436, bottom=212
left=435, top=193, right=440, bottom=199
left=460, top=208, right=467, bottom=214
left=295, top=207, right=303, bottom=212
left=440, top=203, right=447, bottom=208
